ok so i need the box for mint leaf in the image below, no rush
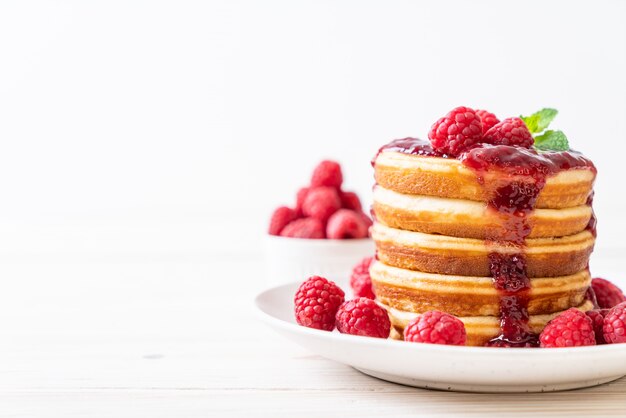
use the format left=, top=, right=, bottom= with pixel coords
left=521, top=108, right=558, bottom=134
left=534, top=130, right=569, bottom=151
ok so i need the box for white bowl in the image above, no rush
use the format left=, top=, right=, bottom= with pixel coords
left=255, top=280, right=626, bottom=393
left=264, top=235, right=375, bottom=286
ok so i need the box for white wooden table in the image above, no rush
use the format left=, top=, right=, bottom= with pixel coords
left=2, top=248, right=625, bottom=417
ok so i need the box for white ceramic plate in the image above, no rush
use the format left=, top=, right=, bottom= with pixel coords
left=254, top=280, right=626, bottom=393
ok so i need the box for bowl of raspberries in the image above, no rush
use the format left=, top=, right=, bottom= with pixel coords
left=266, top=160, right=374, bottom=285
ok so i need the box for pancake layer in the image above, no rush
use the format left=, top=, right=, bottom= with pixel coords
left=371, top=261, right=591, bottom=317
left=372, top=222, right=595, bottom=278
left=383, top=299, right=595, bottom=346
left=373, top=186, right=592, bottom=240
left=374, top=151, right=595, bottom=209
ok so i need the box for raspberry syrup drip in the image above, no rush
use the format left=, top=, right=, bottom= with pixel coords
left=584, top=192, right=598, bottom=308
left=461, top=144, right=593, bottom=347
left=479, top=182, right=541, bottom=347
left=374, top=138, right=596, bottom=346
left=372, top=138, right=443, bottom=167
left=377, top=137, right=444, bottom=158
left=586, top=191, right=597, bottom=238
left=586, top=285, right=599, bottom=309
left=376, top=138, right=595, bottom=171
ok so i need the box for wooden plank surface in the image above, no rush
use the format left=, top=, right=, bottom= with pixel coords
left=1, top=255, right=625, bottom=417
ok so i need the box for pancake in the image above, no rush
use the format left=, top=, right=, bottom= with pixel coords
left=383, top=299, right=595, bottom=346
left=373, top=186, right=592, bottom=240
left=372, top=222, right=595, bottom=278
left=370, top=137, right=597, bottom=346
left=370, top=261, right=591, bottom=317
left=374, top=150, right=595, bottom=209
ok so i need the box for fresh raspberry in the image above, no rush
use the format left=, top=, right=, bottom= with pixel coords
left=404, top=311, right=467, bottom=346
left=603, top=302, right=626, bottom=344
left=586, top=309, right=609, bottom=345
left=326, top=209, right=368, bottom=239
left=295, top=187, right=310, bottom=216
left=280, top=218, right=325, bottom=239
left=311, top=160, right=343, bottom=189
left=475, top=109, right=500, bottom=134
left=428, top=106, right=483, bottom=156
left=592, top=278, right=626, bottom=309
left=294, top=276, right=345, bottom=331
left=350, top=256, right=375, bottom=299
left=483, top=117, right=534, bottom=148
left=539, top=308, right=596, bottom=348
left=268, top=206, right=298, bottom=236
left=335, top=297, right=390, bottom=338
left=359, top=211, right=373, bottom=229
left=302, top=187, right=341, bottom=223
left=340, top=191, right=362, bottom=212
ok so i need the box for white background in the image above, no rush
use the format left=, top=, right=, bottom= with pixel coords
left=1, top=1, right=626, bottom=416
left=1, top=0, right=625, bottom=258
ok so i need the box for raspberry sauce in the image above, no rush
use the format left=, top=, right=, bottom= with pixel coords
left=377, top=137, right=445, bottom=158
left=376, top=137, right=595, bottom=175
left=376, top=138, right=596, bottom=347
left=463, top=144, right=594, bottom=347
left=477, top=170, right=540, bottom=347
left=586, top=191, right=597, bottom=238
left=372, top=138, right=443, bottom=167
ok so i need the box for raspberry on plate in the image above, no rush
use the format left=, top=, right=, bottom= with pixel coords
left=340, top=191, right=362, bottom=212
left=268, top=206, right=298, bottom=236
left=350, top=256, right=375, bottom=299
left=539, top=308, right=596, bottom=348
left=483, top=117, right=534, bottom=148
left=280, top=218, right=325, bottom=239
left=592, top=278, right=626, bottom=309
left=359, top=211, right=373, bottom=228
left=311, top=160, right=343, bottom=189
left=603, top=302, right=626, bottom=344
left=302, top=187, right=341, bottom=223
left=586, top=309, right=609, bottom=345
left=428, top=106, right=484, bottom=156
left=404, top=311, right=467, bottom=346
left=326, top=209, right=368, bottom=239
left=294, top=276, right=345, bottom=331
left=475, top=109, right=500, bottom=134
left=335, top=297, right=390, bottom=338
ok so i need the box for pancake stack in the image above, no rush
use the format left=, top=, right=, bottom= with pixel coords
left=370, top=138, right=597, bottom=346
